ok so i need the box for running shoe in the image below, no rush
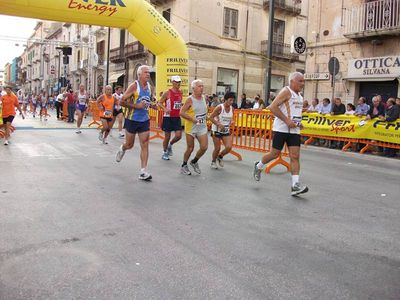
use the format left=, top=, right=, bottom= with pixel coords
left=116, top=145, right=125, bottom=162
left=102, top=139, right=108, bottom=145
left=181, top=164, right=191, bottom=175
left=291, top=183, right=309, bottom=196
left=138, top=172, right=152, bottom=181
left=211, top=161, right=218, bottom=169
left=162, top=152, right=170, bottom=160
left=190, top=161, right=201, bottom=174
left=119, top=132, right=125, bottom=138
left=98, top=131, right=103, bottom=141
left=167, top=143, right=173, bottom=156
left=217, top=156, right=224, bottom=168
left=76, top=129, right=82, bottom=134
left=4, top=140, right=9, bottom=146
left=253, top=161, right=262, bottom=181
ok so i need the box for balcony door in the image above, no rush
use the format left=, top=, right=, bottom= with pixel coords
left=273, top=19, right=285, bottom=55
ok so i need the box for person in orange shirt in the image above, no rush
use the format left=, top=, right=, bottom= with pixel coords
left=1, top=86, right=24, bottom=145
left=96, top=85, right=115, bottom=144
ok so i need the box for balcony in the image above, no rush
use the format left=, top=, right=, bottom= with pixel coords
left=79, top=59, right=88, bottom=71
left=344, top=0, right=400, bottom=38
left=124, top=41, right=146, bottom=59
left=110, top=47, right=125, bottom=63
left=263, top=0, right=302, bottom=16
left=261, top=40, right=300, bottom=61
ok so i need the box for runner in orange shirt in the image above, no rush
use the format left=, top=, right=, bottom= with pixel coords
left=96, top=85, right=115, bottom=144
left=1, top=86, right=24, bottom=145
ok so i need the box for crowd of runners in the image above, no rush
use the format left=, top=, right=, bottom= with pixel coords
left=0, top=66, right=309, bottom=196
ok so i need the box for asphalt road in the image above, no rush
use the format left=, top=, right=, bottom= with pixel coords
left=0, top=117, right=399, bottom=299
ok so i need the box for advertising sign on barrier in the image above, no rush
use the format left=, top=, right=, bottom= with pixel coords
left=301, top=113, right=400, bottom=144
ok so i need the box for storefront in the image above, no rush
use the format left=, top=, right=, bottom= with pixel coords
left=345, top=55, right=400, bottom=103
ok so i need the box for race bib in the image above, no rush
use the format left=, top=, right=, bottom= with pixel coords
left=104, top=110, right=112, bottom=118
left=139, top=96, right=151, bottom=110
left=292, top=116, right=302, bottom=125
left=196, top=114, right=206, bottom=124
left=173, top=102, right=182, bottom=110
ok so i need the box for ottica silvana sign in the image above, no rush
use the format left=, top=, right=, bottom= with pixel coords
left=347, top=56, right=400, bottom=79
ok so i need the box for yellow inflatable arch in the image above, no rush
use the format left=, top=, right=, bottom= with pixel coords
left=0, top=0, right=189, bottom=97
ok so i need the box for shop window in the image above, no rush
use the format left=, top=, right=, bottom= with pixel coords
left=217, top=68, right=238, bottom=97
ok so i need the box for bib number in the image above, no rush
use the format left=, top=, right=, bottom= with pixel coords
left=173, top=102, right=182, bottom=110
left=196, top=114, right=206, bottom=124
left=292, top=116, right=302, bottom=125
left=104, top=110, right=112, bottom=118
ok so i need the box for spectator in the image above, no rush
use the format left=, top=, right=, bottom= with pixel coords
left=210, top=95, right=220, bottom=107
left=380, top=98, right=400, bottom=157
left=307, top=98, right=320, bottom=112
left=66, top=88, right=76, bottom=123
left=253, top=96, right=265, bottom=110
left=366, top=96, right=385, bottom=120
left=331, top=97, right=346, bottom=115
left=345, top=103, right=355, bottom=115
left=318, top=98, right=331, bottom=115
left=239, top=93, right=247, bottom=109
left=302, top=99, right=310, bottom=112
left=354, top=97, right=370, bottom=116
left=240, top=97, right=253, bottom=109
left=395, top=97, right=400, bottom=107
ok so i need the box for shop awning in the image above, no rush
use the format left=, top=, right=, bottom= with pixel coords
left=343, top=76, right=400, bottom=82
left=108, top=72, right=125, bottom=83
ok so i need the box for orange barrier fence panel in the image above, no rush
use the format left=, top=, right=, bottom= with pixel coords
left=148, top=108, right=164, bottom=141
left=62, top=101, right=68, bottom=121
left=88, top=101, right=102, bottom=129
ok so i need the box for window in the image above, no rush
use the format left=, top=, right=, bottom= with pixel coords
left=163, top=9, right=171, bottom=23
left=216, top=68, right=239, bottom=97
left=223, top=8, right=238, bottom=39
left=120, top=29, right=125, bottom=49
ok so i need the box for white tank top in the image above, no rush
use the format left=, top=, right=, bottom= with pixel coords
left=211, top=103, right=233, bottom=133
left=78, top=91, right=88, bottom=105
left=113, top=92, right=123, bottom=110
left=273, top=86, right=303, bottom=134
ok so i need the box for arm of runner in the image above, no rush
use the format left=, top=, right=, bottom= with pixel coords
left=269, top=88, right=297, bottom=129
left=14, top=97, right=25, bottom=119
left=120, top=81, right=143, bottom=109
left=180, top=97, right=197, bottom=124
left=157, top=91, right=169, bottom=112
left=209, top=105, right=224, bottom=131
left=96, top=95, right=104, bottom=110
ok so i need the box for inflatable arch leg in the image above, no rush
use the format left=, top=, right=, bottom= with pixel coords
left=0, top=0, right=189, bottom=97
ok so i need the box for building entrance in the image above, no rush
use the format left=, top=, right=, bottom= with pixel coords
left=359, top=79, right=398, bottom=104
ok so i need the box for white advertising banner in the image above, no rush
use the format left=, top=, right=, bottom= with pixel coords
left=347, top=56, right=400, bottom=80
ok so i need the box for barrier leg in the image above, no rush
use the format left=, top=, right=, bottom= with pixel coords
left=265, top=154, right=290, bottom=173
left=149, top=130, right=164, bottom=141
left=360, top=143, right=371, bottom=154
left=304, top=136, right=314, bottom=145
left=342, top=141, right=353, bottom=152
left=228, top=149, right=242, bottom=161
left=88, top=120, right=102, bottom=129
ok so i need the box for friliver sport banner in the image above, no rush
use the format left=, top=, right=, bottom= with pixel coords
left=301, top=113, right=400, bottom=144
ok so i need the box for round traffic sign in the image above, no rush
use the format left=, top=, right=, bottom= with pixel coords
left=294, top=37, right=306, bottom=54
left=328, top=57, right=340, bottom=75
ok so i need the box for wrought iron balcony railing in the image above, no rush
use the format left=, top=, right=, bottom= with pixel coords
left=261, top=40, right=300, bottom=61
left=263, top=0, right=302, bottom=15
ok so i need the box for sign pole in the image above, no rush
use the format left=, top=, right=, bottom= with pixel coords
left=265, top=0, right=275, bottom=105
left=331, top=58, right=336, bottom=102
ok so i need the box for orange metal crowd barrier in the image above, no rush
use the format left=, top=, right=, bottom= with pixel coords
left=62, top=101, right=69, bottom=121
left=148, top=108, right=164, bottom=140
left=88, top=101, right=102, bottom=129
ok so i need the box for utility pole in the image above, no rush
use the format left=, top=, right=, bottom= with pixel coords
left=106, top=27, right=111, bottom=85
left=265, top=0, right=275, bottom=104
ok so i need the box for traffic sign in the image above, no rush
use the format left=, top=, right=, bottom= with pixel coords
left=304, top=73, right=330, bottom=80
left=328, top=57, right=340, bottom=75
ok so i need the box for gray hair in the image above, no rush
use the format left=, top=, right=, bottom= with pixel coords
left=137, top=65, right=150, bottom=77
left=105, top=85, right=112, bottom=90
left=191, top=79, right=203, bottom=89
left=289, top=72, right=304, bottom=82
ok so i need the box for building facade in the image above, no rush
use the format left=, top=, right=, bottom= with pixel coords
left=305, top=0, right=400, bottom=103
left=108, top=0, right=308, bottom=102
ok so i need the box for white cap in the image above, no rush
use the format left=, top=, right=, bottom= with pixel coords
left=171, top=75, right=182, bottom=82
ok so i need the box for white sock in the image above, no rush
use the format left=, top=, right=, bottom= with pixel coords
left=292, top=175, right=299, bottom=187
left=140, top=168, right=146, bottom=174
left=256, top=161, right=265, bottom=170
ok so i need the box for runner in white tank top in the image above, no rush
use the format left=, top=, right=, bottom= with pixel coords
left=210, top=92, right=235, bottom=169
left=75, top=84, right=88, bottom=134
left=253, top=72, right=309, bottom=196
left=110, top=85, right=125, bottom=138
